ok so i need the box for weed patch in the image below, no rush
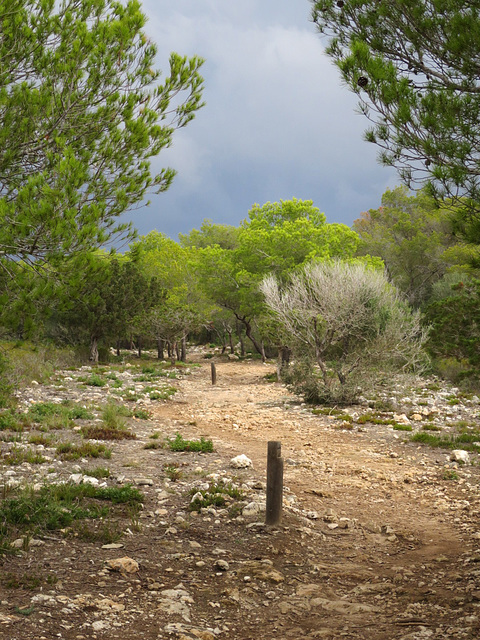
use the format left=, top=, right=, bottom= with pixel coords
left=393, top=424, right=413, bottom=431
left=312, top=407, right=354, bottom=422
left=0, top=410, right=23, bottom=432
left=84, top=373, right=107, bottom=387
left=357, top=412, right=396, bottom=425
left=81, top=466, right=110, bottom=479
left=0, top=483, right=143, bottom=554
left=166, top=433, right=214, bottom=453
left=133, top=408, right=151, bottom=420
left=56, top=442, right=111, bottom=460
left=189, top=481, right=243, bottom=511
left=411, top=431, right=480, bottom=451
left=3, top=447, right=47, bottom=465
left=164, top=464, right=182, bottom=481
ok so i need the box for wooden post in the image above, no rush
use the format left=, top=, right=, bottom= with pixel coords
left=211, top=362, right=217, bottom=385
left=266, top=440, right=283, bottom=525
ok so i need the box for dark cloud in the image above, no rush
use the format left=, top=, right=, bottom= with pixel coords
left=122, top=0, right=398, bottom=240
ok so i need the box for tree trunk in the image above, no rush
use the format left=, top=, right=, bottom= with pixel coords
left=277, top=346, right=291, bottom=379
left=116, top=340, right=121, bottom=357
left=243, top=317, right=266, bottom=362
left=137, top=335, right=142, bottom=359
left=228, top=330, right=234, bottom=354
left=157, top=338, right=164, bottom=360
left=89, top=337, right=99, bottom=363
left=171, top=341, right=177, bottom=365
left=236, top=320, right=245, bottom=356
left=181, top=336, right=187, bottom=362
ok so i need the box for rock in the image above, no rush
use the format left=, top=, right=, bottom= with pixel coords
left=230, top=454, right=253, bottom=469
left=215, top=559, right=229, bottom=571
left=451, top=450, right=470, bottom=464
left=94, top=597, right=125, bottom=612
left=189, top=541, right=202, bottom=549
left=101, top=543, right=124, bottom=550
left=311, top=597, right=379, bottom=615
left=0, top=613, right=20, bottom=625
left=242, top=560, right=284, bottom=583
left=351, top=581, right=394, bottom=595
left=164, top=623, right=215, bottom=640
left=323, top=509, right=336, bottom=523
left=158, top=585, right=193, bottom=622
left=242, top=501, right=261, bottom=517
left=381, top=525, right=395, bottom=535
left=105, top=556, right=139, bottom=573
left=134, top=477, right=154, bottom=486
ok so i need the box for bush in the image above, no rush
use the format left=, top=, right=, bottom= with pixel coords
left=0, top=342, right=78, bottom=406
left=262, top=261, right=428, bottom=404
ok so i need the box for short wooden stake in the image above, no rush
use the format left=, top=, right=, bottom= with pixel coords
left=211, top=362, right=217, bottom=385
left=266, top=440, right=283, bottom=525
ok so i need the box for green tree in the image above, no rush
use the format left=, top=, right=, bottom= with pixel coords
left=311, top=1, right=480, bottom=214
left=425, top=279, right=480, bottom=379
left=353, top=186, right=458, bottom=306
left=194, top=199, right=365, bottom=359
left=57, top=253, right=162, bottom=361
left=179, top=220, right=239, bottom=250
left=131, top=231, right=210, bottom=360
left=0, top=0, right=204, bottom=267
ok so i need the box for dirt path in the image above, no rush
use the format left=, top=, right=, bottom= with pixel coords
left=152, top=358, right=480, bottom=639
left=2, top=355, right=480, bottom=640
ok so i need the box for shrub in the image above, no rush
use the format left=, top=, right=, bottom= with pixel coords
left=262, top=261, right=428, bottom=404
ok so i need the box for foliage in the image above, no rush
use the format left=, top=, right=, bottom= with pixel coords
left=0, top=0, right=204, bottom=268
left=262, top=260, right=428, bottom=403
left=131, top=231, right=208, bottom=359
left=179, top=219, right=240, bottom=250
left=55, top=253, right=163, bottom=361
left=311, top=1, right=480, bottom=220
left=425, top=279, right=480, bottom=379
left=0, top=341, right=77, bottom=406
left=354, top=186, right=459, bottom=306
left=26, top=401, right=93, bottom=425
left=194, top=199, right=366, bottom=359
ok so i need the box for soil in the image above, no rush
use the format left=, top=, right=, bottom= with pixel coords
left=2, top=355, right=480, bottom=640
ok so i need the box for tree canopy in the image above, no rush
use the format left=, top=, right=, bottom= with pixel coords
left=353, top=186, right=458, bottom=306
left=311, top=1, right=480, bottom=214
left=192, top=199, right=367, bottom=358
left=0, top=0, right=204, bottom=269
